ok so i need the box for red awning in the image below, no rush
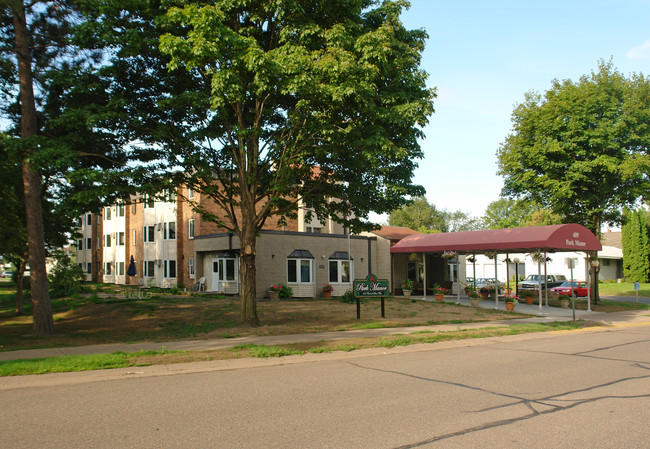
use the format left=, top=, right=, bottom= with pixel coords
left=390, top=224, right=602, bottom=254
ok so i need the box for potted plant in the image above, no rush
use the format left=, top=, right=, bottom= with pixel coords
left=522, top=290, right=535, bottom=305
left=467, top=288, right=480, bottom=307
left=503, top=294, right=519, bottom=311
left=433, top=284, right=447, bottom=302
left=401, top=279, right=414, bottom=298
left=269, top=283, right=282, bottom=300
left=479, top=287, right=489, bottom=300
left=322, top=283, right=333, bottom=299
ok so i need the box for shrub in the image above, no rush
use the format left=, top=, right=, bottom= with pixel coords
left=339, top=289, right=357, bottom=304
left=48, top=249, right=85, bottom=298
left=277, top=283, right=293, bottom=299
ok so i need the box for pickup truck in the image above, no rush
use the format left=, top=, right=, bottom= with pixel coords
left=518, top=274, right=567, bottom=290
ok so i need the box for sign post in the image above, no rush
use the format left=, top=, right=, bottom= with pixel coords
left=353, top=274, right=389, bottom=320
left=635, top=282, right=640, bottom=303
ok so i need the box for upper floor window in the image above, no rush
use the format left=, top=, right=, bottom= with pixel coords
left=86, top=214, right=92, bottom=226
left=188, top=186, right=194, bottom=199
left=117, top=232, right=125, bottom=246
left=86, top=237, right=92, bottom=251
left=104, top=234, right=112, bottom=247
left=104, top=207, right=111, bottom=220
left=117, top=205, right=125, bottom=217
left=163, top=222, right=176, bottom=240
left=77, top=239, right=83, bottom=251
left=143, top=226, right=155, bottom=243
left=144, top=195, right=155, bottom=209
left=188, top=219, right=194, bottom=239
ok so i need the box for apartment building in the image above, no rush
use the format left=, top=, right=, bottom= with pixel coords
left=77, top=188, right=390, bottom=298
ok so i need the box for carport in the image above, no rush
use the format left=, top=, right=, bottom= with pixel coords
left=390, top=224, right=602, bottom=313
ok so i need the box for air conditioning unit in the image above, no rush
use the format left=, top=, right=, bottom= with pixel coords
left=156, top=259, right=162, bottom=267
left=157, top=223, right=163, bottom=231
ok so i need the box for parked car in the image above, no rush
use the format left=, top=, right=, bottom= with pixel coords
left=474, top=278, right=506, bottom=292
left=550, top=281, right=588, bottom=298
left=518, top=274, right=567, bottom=290
left=0, top=271, right=11, bottom=278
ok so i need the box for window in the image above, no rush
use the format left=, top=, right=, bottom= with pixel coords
left=132, top=229, right=137, bottom=245
left=164, top=260, right=177, bottom=278
left=287, top=250, right=313, bottom=284
left=131, top=203, right=137, bottom=214
left=118, top=262, right=125, bottom=276
left=188, top=219, right=194, bottom=239
left=86, top=238, right=92, bottom=250
left=163, top=222, right=176, bottom=240
left=143, top=261, right=155, bottom=277
left=86, top=263, right=92, bottom=274
left=104, top=262, right=112, bottom=276
left=329, top=260, right=351, bottom=284
left=117, top=232, right=125, bottom=246
left=97, top=236, right=102, bottom=250
left=188, top=186, right=194, bottom=199
left=188, top=258, right=195, bottom=278
left=144, top=195, right=154, bottom=209
left=117, top=205, right=125, bottom=217
left=104, top=234, right=112, bottom=247
left=86, top=214, right=92, bottom=226
left=104, top=207, right=111, bottom=220
left=143, top=226, right=155, bottom=243
left=77, top=239, right=83, bottom=251
left=307, top=226, right=323, bottom=234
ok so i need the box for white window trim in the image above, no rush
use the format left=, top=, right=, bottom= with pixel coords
left=329, top=259, right=352, bottom=284
left=188, top=218, right=194, bottom=239
left=188, top=257, right=195, bottom=278
left=164, top=260, right=177, bottom=279
left=143, top=260, right=155, bottom=278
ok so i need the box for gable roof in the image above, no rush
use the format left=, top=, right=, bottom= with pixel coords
left=390, top=224, right=602, bottom=254
left=371, top=226, right=421, bottom=241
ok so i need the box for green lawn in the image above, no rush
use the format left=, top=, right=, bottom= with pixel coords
left=598, top=282, right=650, bottom=297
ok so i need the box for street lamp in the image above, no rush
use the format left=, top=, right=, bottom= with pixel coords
left=513, top=257, right=520, bottom=297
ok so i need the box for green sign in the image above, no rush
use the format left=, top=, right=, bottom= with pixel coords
left=354, top=274, right=389, bottom=297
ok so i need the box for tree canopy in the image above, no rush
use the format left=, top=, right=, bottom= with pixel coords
left=388, top=196, right=481, bottom=232
left=497, top=60, right=650, bottom=235
left=482, top=198, right=562, bottom=229
left=85, top=0, right=436, bottom=325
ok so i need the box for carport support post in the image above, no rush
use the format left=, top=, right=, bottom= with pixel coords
left=538, top=256, right=543, bottom=313
left=422, top=252, right=427, bottom=300
left=456, top=257, right=460, bottom=304
left=494, top=253, right=499, bottom=309
left=544, top=253, right=549, bottom=306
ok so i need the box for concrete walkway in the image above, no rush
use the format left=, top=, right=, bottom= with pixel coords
left=1, top=296, right=649, bottom=362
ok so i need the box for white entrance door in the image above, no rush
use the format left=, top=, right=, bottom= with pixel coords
left=212, top=257, right=238, bottom=293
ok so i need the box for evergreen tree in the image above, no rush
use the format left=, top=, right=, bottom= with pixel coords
left=621, top=209, right=650, bottom=283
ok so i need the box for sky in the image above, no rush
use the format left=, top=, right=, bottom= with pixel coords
left=377, top=0, right=650, bottom=224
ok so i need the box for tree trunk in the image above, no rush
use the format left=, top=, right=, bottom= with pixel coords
left=239, top=226, right=259, bottom=326
left=12, top=2, right=54, bottom=335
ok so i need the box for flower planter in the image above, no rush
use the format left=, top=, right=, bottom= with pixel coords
left=505, top=302, right=515, bottom=311
left=470, top=298, right=479, bottom=307
left=525, top=296, right=534, bottom=305
left=269, top=291, right=279, bottom=300
left=480, top=292, right=488, bottom=300
left=323, top=291, right=332, bottom=299
left=403, top=289, right=412, bottom=299
left=434, top=293, right=444, bottom=302
left=560, top=298, right=570, bottom=309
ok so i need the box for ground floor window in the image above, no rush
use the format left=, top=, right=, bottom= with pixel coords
left=144, top=261, right=155, bottom=277
left=329, top=259, right=351, bottom=284
left=118, top=261, right=125, bottom=276
left=104, top=262, right=112, bottom=276
left=189, top=258, right=195, bottom=278
left=288, top=259, right=312, bottom=283
left=164, top=260, right=177, bottom=278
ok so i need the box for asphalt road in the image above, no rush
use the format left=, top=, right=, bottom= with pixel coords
left=2, top=324, right=649, bottom=448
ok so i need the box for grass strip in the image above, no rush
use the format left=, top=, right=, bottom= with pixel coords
left=0, top=349, right=176, bottom=377
left=0, top=321, right=592, bottom=377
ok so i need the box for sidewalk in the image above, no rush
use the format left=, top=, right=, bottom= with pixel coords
left=1, top=297, right=649, bottom=362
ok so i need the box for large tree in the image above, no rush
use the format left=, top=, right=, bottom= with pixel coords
left=482, top=198, right=561, bottom=229
left=2, top=1, right=130, bottom=333
left=133, top=0, right=435, bottom=325
left=497, top=61, right=650, bottom=301
left=497, top=60, right=650, bottom=233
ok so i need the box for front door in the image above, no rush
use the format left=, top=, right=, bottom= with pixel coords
left=212, top=257, right=238, bottom=293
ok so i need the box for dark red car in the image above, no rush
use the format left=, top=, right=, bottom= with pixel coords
left=550, top=281, right=588, bottom=297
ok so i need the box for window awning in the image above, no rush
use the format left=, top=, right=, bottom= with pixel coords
left=390, top=224, right=602, bottom=254
left=288, top=249, right=314, bottom=259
